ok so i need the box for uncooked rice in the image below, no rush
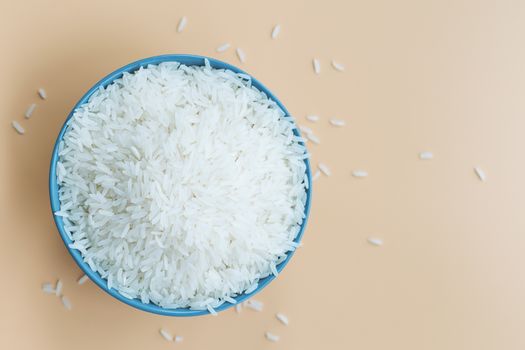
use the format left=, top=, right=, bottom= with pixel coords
left=61, top=295, right=72, bottom=310
left=329, top=118, right=345, bottom=127
left=25, top=103, right=36, bottom=119
left=331, top=60, right=345, bottom=71
left=56, top=62, right=308, bottom=310
left=306, top=133, right=320, bottom=144
left=367, top=237, right=383, bottom=246
left=299, top=125, right=313, bottom=135
left=236, top=48, right=246, bottom=63
left=318, top=163, right=331, bottom=176
left=160, top=329, right=173, bottom=341
left=474, top=167, right=486, bottom=181
left=77, top=274, right=89, bottom=285
left=38, top=88, right=47, bottom=100
left=275, top=312, right=289, bottom=325
left=312, top=170, right=321, bottom=181
left=216, top=43, right=231, bottom=52
left=265, top=332, right=280, bottom=342
left=175, top=336, right=183, bottom=343
left=55, top=279, right=63, bottom=296
left=352, top=170, right=368, bottom=178
left=271, top=24, right=281, bottom=39
left=235, top=304, right=242, bottom=313
left=177, top=16, right=187, bottom=32
left=419, top=151, right=433, bottom=160
left=12, top=121, right=25, bottom=135
left=306, top=115, right=319, bottom=122
left=312, top=59, right=320, bottom=74
left=42, top=282, right=55, bottom=294
left=245, top=299, right=263, bottom=311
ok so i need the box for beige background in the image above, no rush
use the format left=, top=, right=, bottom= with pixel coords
left=2, top=0, right=525, bottom=349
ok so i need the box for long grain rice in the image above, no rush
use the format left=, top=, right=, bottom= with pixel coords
left=313, top=59, right=320, bottom=74
left=177, top=16, right=187, bottom=32
left=474, top=167, right=486, bottom=181
left=216, top=43, right=231, bottom=52
left=276, top=313, right=289, bottom=326
left=265, top=332, right=280, bottom=342
left=12, top=121, right=25, bottom=135
left=271, top=24, right=281, bottom=39
left=25, top=103, right=36, bottom=119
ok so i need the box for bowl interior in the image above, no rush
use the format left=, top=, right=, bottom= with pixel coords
left=49, top=54, right=312, bottom=316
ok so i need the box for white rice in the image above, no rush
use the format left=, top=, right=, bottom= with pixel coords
left=306, top=115, right=319, bottom=122
left=331, top=60, right=345, bottom=71
left=329, top=118, right=345, bottom=127
left=352, top=170, right=368, bottom=178
left=57, top=62, right=308, bottom=310
left=265, top=332, right=280, bottom=342
left=42, top=282, right=55, bottom=294
left=12, top=121, right=25, bottom=135
left=61, top=296, right=72, bottom=310
left=419, top=151, right=433, bottom=160
left=367, top=237, right=383, bottom=246
left=271, top=24, right=281, bottom=39
left=207, top=304, right=218, bottom=316
left=474, top=167, right=486, bottom=181
left=55, top=279, right=63, bottom=296
left=245, top=299, right=263, bottom=312
left=177, top=16, right=187, bottom=32
left=312, top=170, right=321, bottom=181
left=236, top=48, right=246, bottom=63
left=299, top=125, right=313, bottom=135
left=235, top=304, right=242, bottom=313
left=216, top=43, right=231, bottom=52
left=77, top=274, right=89, bottom=285
left=159, top=329, right=173, bottom=341
left=275, top=312, right=289, bottom=325
left=318, top=163, right=331, bottom=176
left=312, top=59, right=320, bottom=74
left=38, top=88, right=47, bottom=100
left=175, top=336, right=183, bottom=343
left=306, top=133, right=320, bottom=144
left=25, top=103, right=37, bottom=119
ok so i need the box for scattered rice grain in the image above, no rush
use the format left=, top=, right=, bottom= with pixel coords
left=177, top=16, right=187, bottom=32
left=271, top=24, right=281, bottom=39
left=318, top=163, right=331, bottom=176
left=275, top=313, right=289, bottom=326
left=38, top=88, right=47, bottom=100
left=367, top=237, right=383, bottom=246
left=312, top=59, right=320, bottom=74
left=42, top=282, right=55, bottom=294
left=306, top=115, right=319, bottom=122
left=329, top=119, right=345, bottom=127
left=12, top=121, right=25, bottom=135
left=312, top=170, right=321, bottom=181
left=61, top=296, right=72, bottom=310
left=265, top=332, right=280, bottom=342
left=352, top=170, right=368, bottom=178
left=77, top=274, right=89, bottom=285
left=419, top=151, right=433, bottom=160
left=331, top=60, right=345, bottom=71
left=160, top=328, right=174, bottom=342
left=474, top=167, right=486, bottom=181
left=175, top=336, right=183, bottom=343
left=55, top=279, right=63, bottom=296
left=246, top=299, right=263, bottom=312
left=25, top=103, right=36, bottom=119
left=216, top=43, right=231, bottom=52
left=236, top=48, right=246, bottom=63
left=306, top=133, right=320, bottom=144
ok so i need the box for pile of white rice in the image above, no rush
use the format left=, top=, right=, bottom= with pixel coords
left=55, top=60, right=308, bottom=310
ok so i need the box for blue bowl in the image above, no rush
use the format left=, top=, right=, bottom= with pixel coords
left=49, top=54, right=312, bottom=316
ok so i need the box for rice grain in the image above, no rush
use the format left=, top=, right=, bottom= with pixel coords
left=265, top=332, right=280, bottom=342
left=236, top=48, right=246, bottom=63
left=367, top=237, right=383, bottom=246
left=25, top=103, right=37, bottom=119
left=419, top=151, right=433, bottom=160
left=318, top=163, right=331, bottom=176
left=331, top=60, right=345, bottom=71
left=276, top=313, right=289, bottom=326
left=12, top=121, right=25, bottom=135
left=61, top=296, right=72, bottom=310
left=160, top=329, right=173, bottom=342
left=474, top=167, right=486, bottom=181
left=216, top=43, right=231, bottom=52
left=352, top=170, right=368, bottom=178
left=329, top=119, right=345, bottom=127
left=38, top=88, right=47, bottom=100
left=177, top=16, right=187, bottom=32
left=271, top=24, right=281, bottom=39
left=313, top=59, right=320, bottom=74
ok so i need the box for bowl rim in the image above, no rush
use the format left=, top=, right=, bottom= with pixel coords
left=49, top=54, right=312, bottom=316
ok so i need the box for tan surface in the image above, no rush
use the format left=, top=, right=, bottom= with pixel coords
left=2, top=0, right=525, bottom=349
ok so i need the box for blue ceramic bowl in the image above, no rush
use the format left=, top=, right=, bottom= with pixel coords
left=49, top=54, right=312, bottom=316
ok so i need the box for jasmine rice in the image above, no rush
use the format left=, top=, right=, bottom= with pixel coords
left=56, top=61, right=308, bottom=311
